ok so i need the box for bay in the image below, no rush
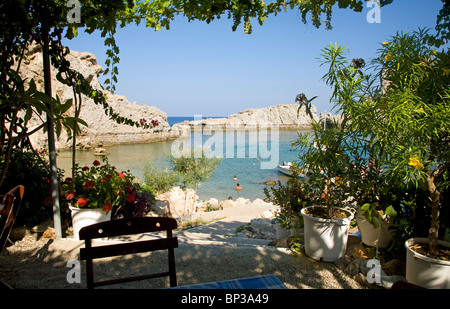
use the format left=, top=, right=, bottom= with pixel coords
left=57, top=118, right=311, bottom=201
left=167, top=116, right=223, bottom=126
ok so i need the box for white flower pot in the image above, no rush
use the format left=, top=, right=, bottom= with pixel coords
left=290, top=217, right=303, bottom=237
left=275, top=224, right=291, bottom=239
left=405, top=238, right=450, bottom=289
left=301, top=206, right=355, bottom=262
left=69, top=206, right=111, bottom=240
left=356, top=208, right=393, bottom=248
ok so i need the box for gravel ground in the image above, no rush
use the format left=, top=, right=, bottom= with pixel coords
left=1, top=203, right=365, bottom=289
left=0, top=230, right=364, bottom=289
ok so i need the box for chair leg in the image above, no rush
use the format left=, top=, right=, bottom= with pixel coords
left=168, top=248, right=177, bottom=287
left=0, top=279, right=13, bottom=289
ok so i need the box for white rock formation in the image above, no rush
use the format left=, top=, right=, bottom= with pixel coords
left=186, top=104, right=320, bottom=130
left=17, top=44, right=188, bottom=151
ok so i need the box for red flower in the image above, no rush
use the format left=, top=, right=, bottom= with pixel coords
left=117, top=172, right=125, bottom=178
left=93, top=160, right=101, bottom=166
left=66, top=192, right=75, bottom=200
left=84, top=180, right=95, bottom=189
left=127, top=186, right=134, bottom=193
left=82, top=166, right=89, bottom=171
left=77, top=197, right=88, bottom=207
left=126, top=193, right=135, bottom=203
left=43, top=196, right=53, bottom=206
left=103, top=203, right=112, bottom=213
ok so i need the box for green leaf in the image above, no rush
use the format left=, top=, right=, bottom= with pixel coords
left=60, top=99, right=73, bottom=114
left=385, top=205, right=397, bottom=218
left=361, top=203, right=371, bottom=211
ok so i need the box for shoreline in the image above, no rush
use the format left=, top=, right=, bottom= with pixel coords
left=54, top=126, right=312, bottom=152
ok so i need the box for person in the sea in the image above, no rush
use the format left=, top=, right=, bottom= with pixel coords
left=233, top=176, right=237, bottom=181
left=234, top=183, right=242, bottom=191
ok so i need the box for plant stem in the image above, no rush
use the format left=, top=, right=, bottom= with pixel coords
left=427, top=174, right=440, bottom=257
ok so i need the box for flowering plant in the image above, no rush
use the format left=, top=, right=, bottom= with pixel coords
left=264, top=169, right=310, bottom=229
left=62, top=156, right=141, bottom=215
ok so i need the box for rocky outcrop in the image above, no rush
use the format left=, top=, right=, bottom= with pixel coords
left=185, top=104, right=322, bottom=130
left=18, top=45, right=188, bottom=151
left=150, top=186, right=274, bottom=221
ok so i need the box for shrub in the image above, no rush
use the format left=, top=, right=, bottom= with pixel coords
left=0, top=149, right=64, bottom=226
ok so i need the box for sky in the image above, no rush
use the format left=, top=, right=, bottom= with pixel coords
left=62, top=0, right=445, bottom=117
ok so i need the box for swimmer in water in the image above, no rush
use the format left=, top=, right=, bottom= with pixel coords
left=234, top=183, right=242, bottom=191
left=233, top=176, right=237, bottom=181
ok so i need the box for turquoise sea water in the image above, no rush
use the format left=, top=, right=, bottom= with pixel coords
left=57, top=117, right=311, bottom=201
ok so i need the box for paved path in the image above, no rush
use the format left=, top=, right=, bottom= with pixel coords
left=176, top=202, right=276, bottom=246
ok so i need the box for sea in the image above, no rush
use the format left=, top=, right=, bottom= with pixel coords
left=57, top=117, right=312, bottom=201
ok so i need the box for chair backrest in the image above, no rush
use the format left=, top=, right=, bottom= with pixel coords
left=79, top=216, right=178, bottom=289
left=0, top=185, right=25, bottom=253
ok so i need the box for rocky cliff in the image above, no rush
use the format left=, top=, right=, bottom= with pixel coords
left=18, top=45, right=187, bottom=151
left=184, top=104, right=323, bottom=130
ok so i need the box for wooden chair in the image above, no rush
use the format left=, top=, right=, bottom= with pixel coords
left=0, top=185, right=25, bottom=289
left=0, top=185, right=25, bottom=253
left=391, top=280, right=425, bottom=289
left=79, top=217, right=178, bottom=289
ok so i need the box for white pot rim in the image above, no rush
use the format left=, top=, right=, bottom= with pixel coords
left=69, top=205, right=111, bottom=215
left=405, top=237, right=450, bottom=266
left=301, top=205, right=355, bottom=226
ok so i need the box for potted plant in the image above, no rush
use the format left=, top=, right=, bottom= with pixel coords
left=272, top=209, right=291, bottom=239
left=369, top=31, right=450, bottom=288
left=294, top=94, right=357, bottom=262
left=349, top=154, right=404, bottom=249
left=300, top=205, right=355, bottom=262
left=356, top=203, right=395, bottom=248
left=264, top=169, right=308, bottom=238
left=62, top=156, right=150, bottom=240
left=316, top=30, right=450, bottom=287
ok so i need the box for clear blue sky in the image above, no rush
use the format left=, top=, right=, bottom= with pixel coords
left=63, top=0, right=445, bottom=117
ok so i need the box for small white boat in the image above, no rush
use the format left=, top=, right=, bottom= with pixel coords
left=277, top=162, right=307, bottom=178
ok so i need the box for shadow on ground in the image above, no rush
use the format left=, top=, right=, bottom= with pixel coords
left=0, top=231, right=363, bottom=289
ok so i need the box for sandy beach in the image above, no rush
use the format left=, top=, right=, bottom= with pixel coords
left=0, top=202, right=364, bottom=289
